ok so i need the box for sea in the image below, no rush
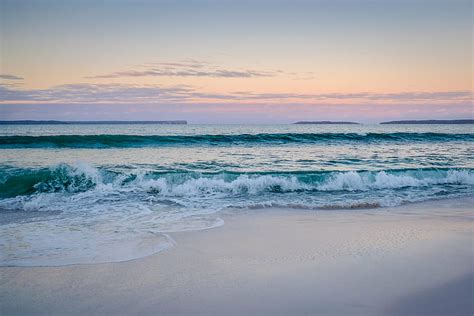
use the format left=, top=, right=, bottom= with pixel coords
left=0, top=123, right=473, bottom=266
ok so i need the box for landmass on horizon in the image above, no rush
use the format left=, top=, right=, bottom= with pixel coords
left=380, top=119, right=474, bottom=124
left=1, top=119, right=473, bottom=125
left=0, top=120, right=188, bottom=125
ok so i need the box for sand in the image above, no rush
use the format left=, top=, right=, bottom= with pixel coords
left=1, top=198, right=473, bottom=315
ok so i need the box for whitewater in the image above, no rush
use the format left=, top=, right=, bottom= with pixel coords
left=0, top=123, right=472, bottom=266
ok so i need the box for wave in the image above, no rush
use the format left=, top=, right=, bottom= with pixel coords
left=2, top=163, right=473, bottom=266
left=0, top=163, right=106, bottom=198
left=1, top=163, right=473, bottom=199
left=1, top=132, right=473, bottom=148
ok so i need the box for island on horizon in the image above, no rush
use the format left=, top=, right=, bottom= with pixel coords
left=0, top=120, right=188, bottom=125
left=380, top=119, right=473, bottom=124
left=294, top=121, right=360, bottom=125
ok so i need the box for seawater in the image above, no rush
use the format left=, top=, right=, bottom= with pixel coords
left=0, top=124, right=472, bottom=266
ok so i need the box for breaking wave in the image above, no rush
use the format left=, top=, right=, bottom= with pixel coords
left=1, top=163, right=473, bottom=199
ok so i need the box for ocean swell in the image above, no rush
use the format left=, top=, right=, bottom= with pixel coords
left=0, top=132, right=472, bottom=148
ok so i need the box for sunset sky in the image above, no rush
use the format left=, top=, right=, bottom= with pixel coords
left=0, top=0, right=472, bottom=123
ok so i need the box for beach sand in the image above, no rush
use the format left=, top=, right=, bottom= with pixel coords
left=1, top=198, right=473, bottom=315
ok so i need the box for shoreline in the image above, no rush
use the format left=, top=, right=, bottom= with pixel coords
left=1, top=197, right=473, bottom=315
left=2, top=196, right=470, bottom=268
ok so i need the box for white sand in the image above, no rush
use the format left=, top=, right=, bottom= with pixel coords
left=1, top=198, right=473, bottom=315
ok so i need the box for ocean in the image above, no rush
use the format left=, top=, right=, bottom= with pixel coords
left=0, top=124, right=473, bottom=266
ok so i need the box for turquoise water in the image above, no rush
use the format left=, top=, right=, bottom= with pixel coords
left=0, top=124, right=473, bottom=266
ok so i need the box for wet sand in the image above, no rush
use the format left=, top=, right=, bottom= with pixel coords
left=1, top=198, right=473, bottom=315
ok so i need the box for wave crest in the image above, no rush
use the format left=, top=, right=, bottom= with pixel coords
left=1, top=163, right=472, bottom=199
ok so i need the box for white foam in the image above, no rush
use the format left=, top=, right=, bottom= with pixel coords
left=134, top=174, right=308, bottom=196
left=318, top=170, right=474, bottom=192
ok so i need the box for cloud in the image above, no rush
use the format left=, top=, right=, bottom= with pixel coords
left=1, top=82, right=472, bottom=105
left=0, top=83, right=193, bottom=103
left=1, top=102, right=472, bottom=124
left=1, top=82, right=471, bottom=123
left=0, top=74, right=24, bottom=80
left=228, top=91, right=473, bottom=102
left=90, top=69, right=276, bottom=79
left=86, top=60, right=280, bottom=79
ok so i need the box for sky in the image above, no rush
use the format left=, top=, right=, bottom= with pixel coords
left=0, top=0, right=472, bottom=123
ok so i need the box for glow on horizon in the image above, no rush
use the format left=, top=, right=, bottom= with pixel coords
left=0, top=0, right=472, bottom=123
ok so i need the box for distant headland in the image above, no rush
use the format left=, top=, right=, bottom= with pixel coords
left=294, top=121, right=360, bottom=125
left=380, top=119, right=474, bottom=125
left=0, top=120, right=188, bottom=125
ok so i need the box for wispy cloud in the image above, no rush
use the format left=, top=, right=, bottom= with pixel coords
left=1, top=102, right=472, bottom=123
left=86, top=60, right=281, bottom=79
left=0, top=83, right=192, bottom=103
left=0, top=74, right=24, bottom=80
left=1, top=83, right=472, bottom=105
left=228, top=91, right=473, bottom=102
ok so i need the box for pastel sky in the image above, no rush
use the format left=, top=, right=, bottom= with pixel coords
left=0, top=0, right=472, bottom=123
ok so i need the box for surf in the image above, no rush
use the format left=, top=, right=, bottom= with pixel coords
left=1, top=163, right=472, bottom=199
